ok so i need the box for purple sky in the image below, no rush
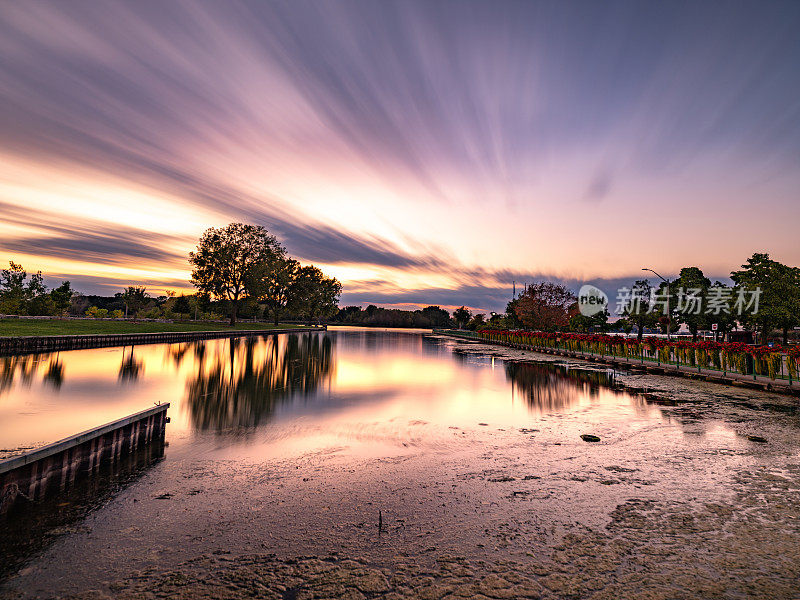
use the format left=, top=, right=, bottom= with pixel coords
left=0, top=1, right=798, bottom=311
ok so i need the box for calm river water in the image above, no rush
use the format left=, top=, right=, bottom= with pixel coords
left=2, top=328, right=800, bottom=599
left=1, top=327, right=644, bottom=461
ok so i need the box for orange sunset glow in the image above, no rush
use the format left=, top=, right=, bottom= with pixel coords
left=1, top=2, right=798, bottom=311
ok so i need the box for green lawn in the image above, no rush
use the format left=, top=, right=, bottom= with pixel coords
left=0, top=319, right=309, bottom=337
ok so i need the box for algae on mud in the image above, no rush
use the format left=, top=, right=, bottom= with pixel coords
left=2, top=331, right=799, bottom=599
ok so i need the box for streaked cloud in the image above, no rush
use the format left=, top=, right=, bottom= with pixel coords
left=0, top=0, right=798, bottom=310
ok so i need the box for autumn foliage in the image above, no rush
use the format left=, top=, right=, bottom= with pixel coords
left=513, top=282, right=576, bottom=332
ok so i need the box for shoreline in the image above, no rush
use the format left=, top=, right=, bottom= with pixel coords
left=4, top=376, right=799, bottom=599
left=2, top=330, right=800, bottom=599
left=436, top=330, right=800, bottom=397
left=0, top=325, right=325, bottom=356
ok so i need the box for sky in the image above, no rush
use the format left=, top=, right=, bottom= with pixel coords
left=0, top=0, right=798, bottom=313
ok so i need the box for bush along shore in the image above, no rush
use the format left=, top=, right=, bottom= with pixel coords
left=447, top=329, right=800, bottom=385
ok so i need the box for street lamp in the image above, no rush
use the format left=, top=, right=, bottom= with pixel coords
left=642, top=268, right=672, bottom=341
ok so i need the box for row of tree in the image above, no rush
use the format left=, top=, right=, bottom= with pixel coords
left=332, top=304, right=453, bottom=328
left=4, top=243, right=796, bottom=340
left=484, top=253, right=800, bottom=344
left=615, top=254, right=800, bottom=343
left=0, top=268, right=168, bottom=319
left=81, top=286, right=209, bottom=320
left=0, top=268, right=259, bottom=321
left=189, top=223, right=341, bottom=325
left=0, top=262, right=74, bottom=316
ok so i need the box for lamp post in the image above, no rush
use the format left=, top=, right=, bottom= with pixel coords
left=642, top=268, right=672, bottom=341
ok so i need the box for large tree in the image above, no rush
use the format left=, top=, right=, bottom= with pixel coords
left=119, top=285, right=149, bottom=319
left=453, top=306, right=471, bottom=329
left=50, top=281, right=74, bottom=317
left=172, top=294, right=192, bottom=317
left=189, top=223, right=284, bottom=325
left=420, top=306, right=452, bottom=328
left=731, top=253, right=800, bottom=344
left=504, top=298, right=522, bottom=328
left=514, top=282, right=575, bottom=331
left=705, top=281, right=738, bottom=340
left=669, top=267, right=712, bottom=341
left=0, top=262, right=50, bottom=315
left=662, top=271, right=738, bottom=341
left=621, top=279, right=658, bottom=342
left=250, top=255, right=300, bottom=325
left=287, top=266, right=342, bottom=323
left=0, top=262, right=28, bottom=314
left=25, top=270, right=52, bottom=316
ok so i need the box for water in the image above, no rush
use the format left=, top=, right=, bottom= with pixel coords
left=3, top=328, right=800, bottom=596
left=1, top=327, right=654, bottom=462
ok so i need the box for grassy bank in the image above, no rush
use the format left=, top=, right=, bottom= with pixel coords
left=0, top=319, right=308, bottom=337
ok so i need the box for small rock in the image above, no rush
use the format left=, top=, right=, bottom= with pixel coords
left=580, top=434, right=601, bottom=443
left=747, top=435, right=768, bottom=443
left=605, top=465, right=637, bottom=473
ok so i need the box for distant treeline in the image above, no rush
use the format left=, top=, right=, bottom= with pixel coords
left=0, top=268, right=264, bottom=322
left=0, top=273, right=341, bottom=323
left=332, top=305, right=454, bottom=328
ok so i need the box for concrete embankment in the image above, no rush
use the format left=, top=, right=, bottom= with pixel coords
left=0, top=326, right=325, bottom=355
left=0, top=404, right=170, bottom=515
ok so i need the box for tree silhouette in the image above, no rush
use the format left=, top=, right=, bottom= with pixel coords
left=189, top=223, right=284, bottom=326
left=118, top=346, right=143, bottom=383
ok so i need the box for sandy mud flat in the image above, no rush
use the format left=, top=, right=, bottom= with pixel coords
left=2, top=337, right=799, bottom=599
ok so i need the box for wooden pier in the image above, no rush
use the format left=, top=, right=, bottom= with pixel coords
left=0, top=404, right=169, bottom=515
left=0, top=326, right=324, bottom=356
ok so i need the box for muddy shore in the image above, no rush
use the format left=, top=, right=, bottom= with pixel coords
left=2, top=338, right=799, bottom=599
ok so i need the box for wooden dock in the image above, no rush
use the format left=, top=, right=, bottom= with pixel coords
left=0, top=326, right=324, bottom=355
left=0, top=404, right=169, bottom=515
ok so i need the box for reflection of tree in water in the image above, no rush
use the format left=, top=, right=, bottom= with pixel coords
left=118, top=347, right=143, bottom=383
left=166, top=340, right=210, bottom=368
left=0, top=356, right=21, bottom=394
left=504, top=361, right=615, bottom=412
left=0, top=354, right=43, bottom=395
left=43, top=355, right=64, bottom=389
left=186, top=333, right=334, bottom=431
left=167, top=343, right=190, bottom=368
